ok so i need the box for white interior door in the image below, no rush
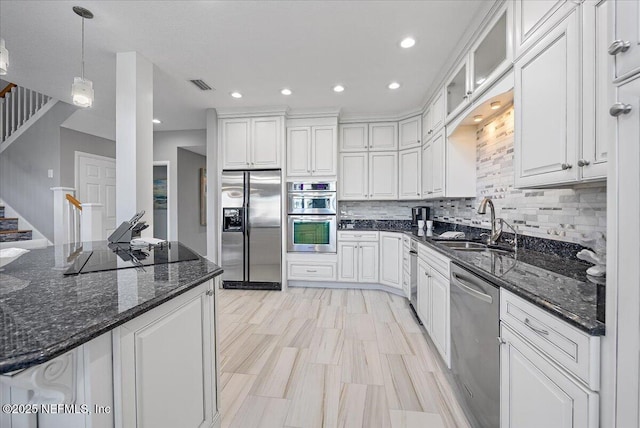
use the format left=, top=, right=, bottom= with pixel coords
left=76, top=152, right=117, bottom=239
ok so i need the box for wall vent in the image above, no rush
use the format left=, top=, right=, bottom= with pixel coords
left=189, top=79, right=214, bottom=91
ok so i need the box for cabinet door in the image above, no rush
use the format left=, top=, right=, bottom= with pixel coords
left=222, top=119, right=251, bottom=169
left=399, top=147, right=421, bottom=199
left=252, top=117, right=281, bottom=168
left=339, top=153, right=368, bottom=200
left=422, top=142, right=434, bottom=198
left=582, top=0, right=613, bottom=180
left=612, top=0, right=640, bottom=80
left=514, top=0, right=576, bottom=58
left=430, top=88, right=446, bottom=133
left=312, top=126, right=337, bottom=176
left=431, top=130, right=445, bottom=196
left=417, top=259, right=431, bottom=330
left=369, top=151, right=398, bottom=200
left=338, top=241, right=358, bottom=282
left=430, top=270, right=449, bottom=365
left=369, top=122, right=398, bottom=151
left=500, top=325, right=599, bottom=428
left=422, top=108, right=432, bottom=142
left=287, top=127, right=311, bottom=177
left=379, top=233, right=402, bottom=289
left=514, top=9, right=580, bottom=187
left=359, top=242, right=379, bottom=283
left=340, top=123, right=368, bottom=152
left=118, top=282, right=215, bottom=428
left=471, top=5, right=512, bottom=96
left=445, top=59, right=470, bottom=121
left=399, top=116, right=422, bottom=149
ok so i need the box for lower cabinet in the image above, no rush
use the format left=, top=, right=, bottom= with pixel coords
left=417, top=258, right=432, bottom=332
left=114, top=280, right=218, bottom=428
left=429, top=270, right=449, bottom=360
left=500, top=325, right=599, bottom=428
left=337, top=232, right=379, bottom=283
left=379, top=232, right=402, bottom=289
left=287, top=253, right=338, bottom=282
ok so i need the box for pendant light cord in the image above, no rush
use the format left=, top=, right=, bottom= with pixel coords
left=81, top=17, right=85, bottom=80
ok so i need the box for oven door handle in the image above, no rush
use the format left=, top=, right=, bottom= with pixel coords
left=451, top=272, right=493, bottom=304
left=288, top=215, right=336, bottom=222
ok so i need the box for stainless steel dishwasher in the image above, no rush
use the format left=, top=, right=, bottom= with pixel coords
left=450, top=263, right=500, bottom=428
left=408, top=240, right=420, bottom=324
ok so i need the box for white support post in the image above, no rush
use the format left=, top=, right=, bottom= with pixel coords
left=51, top=187, right=76, bottom=245
left=80, top=203, right=104, bottom=243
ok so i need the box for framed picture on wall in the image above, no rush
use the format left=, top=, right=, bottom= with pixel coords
left=200, top=168, right=207, bottom=226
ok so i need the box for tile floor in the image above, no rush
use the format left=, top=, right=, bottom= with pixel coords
left=218, top=287, right=470, bottom=428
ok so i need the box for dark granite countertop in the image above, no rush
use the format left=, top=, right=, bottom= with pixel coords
left=340, top=223, right=605, bottom=336
left=0, top=242, right=223, bottom=374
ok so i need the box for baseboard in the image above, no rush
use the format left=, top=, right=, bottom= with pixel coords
left=287, top=280, right=406, bottom=297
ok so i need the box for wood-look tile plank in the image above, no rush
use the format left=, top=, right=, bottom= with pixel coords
left=221, top=334, right=279, bottom=375
left=278, top=318, right=317, bottom=349
left=228, top=395, right=290, bottom=428
left=346, top=289, right=368, bottom=314
left=375, top=322, right=414, bottom=355
left=309, top=328, right=344, bottom=365
left=364, top=385, right=392, bottom=428
left=344, top=313, right=377, bottom=341
left=342, top=339, right=384, bottom=385
left=220, top=373, right=257, bottom=428
left=317, top=305, right=345, bottom=329
left=284, top=363, right=341, bottom=428
left=337, top=383, right=367, bottom=428
left=389, top=410, right=447, bottom=428
left=380, top=354, right=423, bottom=412
left=251, top=347, right=299, bottom=398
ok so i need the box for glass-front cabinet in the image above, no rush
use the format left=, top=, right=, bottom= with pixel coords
left=445, top=59, right=470, bottom=120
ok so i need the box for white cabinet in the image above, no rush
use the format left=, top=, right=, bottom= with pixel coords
left=611, top=0, right=640, bottom=81
left=445, top=58, right=471, bottom=121
left=429, top=89, right=446, bottom=135
left=339, top=152, right=397, bottom=200
left=338, top=231, right=379, bottom=283
left=369, top=122, right=398, bottom=151
left=422, top=108, right=432, bottom=142
left=339, top=153, right=368, bottom=200
left=379, top=232, right=402, bottom=289
left=421, top=142, right=433, bottom=198
left=115, top=280, right=217, bottom=428
left=582, top=0, right=614, bottom=180
left=514, top=9, right=580, bottom=187
left=500, top=325, right=599, bottom=428
left=417, top=258, right=431, bottom=332
left=221, top=116, right=282, bottom=169
left=399, top=147, right=421, bottom=199
left=430, top=270, right=449, bottom=361
left=514, top=0, right=577, bottom=58
left=339, top=123, right=368, bottom=152
left=287, top=125, right=337, bottom=178
left=421, top=130, right=445, bottom=198
left=287, top=253, right=338, bottom=282
left=399, top=116, right=422, bottom=149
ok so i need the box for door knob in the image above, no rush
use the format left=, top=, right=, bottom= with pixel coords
left=608, top=40, right=631, bottom=55
left=577, top=159, right=590, bottom=167
left=561, top=163, right=573, bottom=170
left=610, top=102, right=632, bottom=117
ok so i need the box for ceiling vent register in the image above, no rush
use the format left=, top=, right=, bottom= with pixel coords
left=189, top=79, right=214, bottom=91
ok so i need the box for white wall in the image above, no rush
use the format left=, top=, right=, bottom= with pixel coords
left=59, top=128, right=116, bottom=188
left=177, top=148, right=207, bottom=254
left=153, top=129, right=206, bottom=241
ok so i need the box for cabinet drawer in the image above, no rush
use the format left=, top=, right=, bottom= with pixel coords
left=288, top=261, right=336, bottom=281
left=500, top=290, right=600, bottom=390
left=338, top=231, right=379, bottom=241
left=417, top=244, right=450, bottom=277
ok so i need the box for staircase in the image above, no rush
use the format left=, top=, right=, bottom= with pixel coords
left=0, top=206, right=32, bottom=243
left=0, top=82, right=57, bottom=154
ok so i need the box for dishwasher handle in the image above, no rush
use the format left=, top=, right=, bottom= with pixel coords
left=451, top=272, right=494, bottom=304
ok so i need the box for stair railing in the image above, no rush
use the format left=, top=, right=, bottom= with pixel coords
left=0, top=83, right=52, bottom=144
left=66, top=194, right=83, bottom=244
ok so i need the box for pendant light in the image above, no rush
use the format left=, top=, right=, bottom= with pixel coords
left=71, top=6, right=94, bottom=108
left=0, top=38, right=8, bottom=75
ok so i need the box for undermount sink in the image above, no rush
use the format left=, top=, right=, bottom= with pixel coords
left=439, top=241, right=488, bottom=250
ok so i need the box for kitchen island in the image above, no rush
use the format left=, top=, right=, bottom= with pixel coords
left=0, top=241, right=223, bottom=428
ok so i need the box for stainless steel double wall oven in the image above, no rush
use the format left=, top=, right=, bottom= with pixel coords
left=287, top=181, right=337, bottom=253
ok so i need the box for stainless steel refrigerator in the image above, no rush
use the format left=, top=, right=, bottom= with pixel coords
left=221, top=170, right=282, bottom=290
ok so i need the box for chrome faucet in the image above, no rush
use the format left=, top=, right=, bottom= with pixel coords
left=477, top=197, right=502, bottom=245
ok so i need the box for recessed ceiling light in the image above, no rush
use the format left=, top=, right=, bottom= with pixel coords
left=400, top=37, right=416, bottom=49
left=388, top=82, right=401, bottom=90
left=473, top=115, right=484, bottom=123
left=490, top=101, right=501, bottom=110
left=152, top=118, right=162, bottom=124
left=281, top=88, right=292, bottom=95
left=333, top=85, right=345, bottom=93
left=230, top=91, right=242, bottom=99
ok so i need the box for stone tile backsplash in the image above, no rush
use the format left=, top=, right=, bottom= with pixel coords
left=339, top=106, right=607, bottom=245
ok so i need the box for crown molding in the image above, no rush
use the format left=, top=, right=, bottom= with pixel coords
left=286, top=107, right=341, bottom=119
left=338, top=106, right=424, bottom=124
left=215, top=105, right=289, bottom=118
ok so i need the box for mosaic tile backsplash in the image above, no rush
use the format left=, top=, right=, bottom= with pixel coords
left=339, top=107, right=607, bottom=245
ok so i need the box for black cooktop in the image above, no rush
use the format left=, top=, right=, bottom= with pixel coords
left=64, top=241, right=199, bottom=275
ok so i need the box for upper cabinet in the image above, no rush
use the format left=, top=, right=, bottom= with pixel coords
left=287, top=125, right=337, bottom=178
left=339, top=123, right=368, bottom=152
left=399, top=147, right=421, bottom=200
left=423, top=89, right=445, bottom=141
left=515, top=9, right=580, bottom=187
left=470, top=4, right=514, bottom=97
left=445, top=59, right=471, bottom=121
left=221, top=116, right=282, bottom=169
left=339, top=151, right=398, bottom=200
left=369, top=122, right=398, bottom=151
left=611, top=0, right=640, bottom=81
left=399, top=115, right=422, bottom=149
left=514, top=0, right=577, bottom=59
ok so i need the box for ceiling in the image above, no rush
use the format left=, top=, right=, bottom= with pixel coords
left=0, top=0, right=490, bottom=132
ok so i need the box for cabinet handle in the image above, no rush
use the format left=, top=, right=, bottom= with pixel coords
left=306, top=269, right=317, bottom=273
left=608, top=39, right=631, bottom=55
left=466, top=90, right=473, bottom=95
left=416, top=192, right=420, bottom=196
left=577, top=159, right=590, bottom=167
left=206, top=289, right=214, bottom=296
left=610, top=102, right=632, bottom=117
left=524, top=318, right=549, bottom=336
left=561, top=163, right=573, bottom=170
left=497, top=336, right=506, bottom=345
left=418, top=140, right=420, bottom=144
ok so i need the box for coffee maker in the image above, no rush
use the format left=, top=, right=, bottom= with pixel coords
left=411, top=206, right=430, bottom=228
